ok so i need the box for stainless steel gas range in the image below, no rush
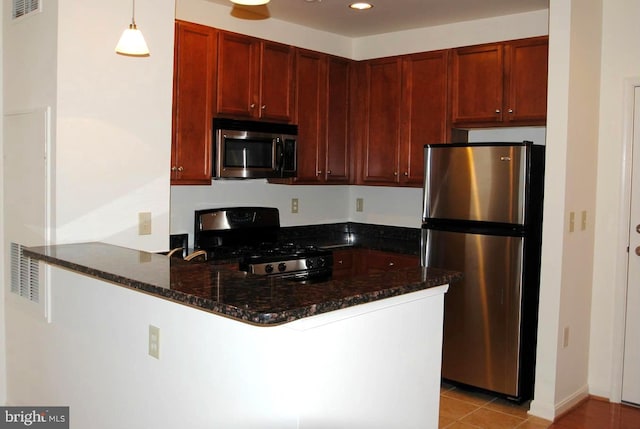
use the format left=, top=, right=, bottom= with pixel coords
left=193, top=207, right=333, bottom=281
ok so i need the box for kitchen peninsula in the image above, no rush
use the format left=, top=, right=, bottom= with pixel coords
left=24, top=242, right=460, bottom=429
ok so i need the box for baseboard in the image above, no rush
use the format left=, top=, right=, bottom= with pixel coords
left=528, top=385, right=590, bottom=421
left=554, top=386, right=590, bottom=419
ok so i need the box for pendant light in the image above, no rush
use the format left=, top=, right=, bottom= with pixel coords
left=115, top=0, right=150, bottom=57
left=230, top=0, right=270, bottom=5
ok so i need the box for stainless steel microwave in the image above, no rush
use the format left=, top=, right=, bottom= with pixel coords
left=213, top=118, right=297, bottom=179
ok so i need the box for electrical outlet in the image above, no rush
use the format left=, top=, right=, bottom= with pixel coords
left=569, top=212, right=575, bottom=233
left=356, top=198, right=364, bottom=212
left=139, top=212, right=152, bottom=235
left=149, top=325, right=160, bottom=359
left=563, top=326, right=570, bottom=348
left=581, top=210, right=587, bottom=231
left=291, top=198, right=299, bottom=214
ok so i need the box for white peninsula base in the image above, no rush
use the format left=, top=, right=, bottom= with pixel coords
left=5, top=266, right=448, bottom=429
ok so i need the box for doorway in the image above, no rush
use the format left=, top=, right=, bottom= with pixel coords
left=621, top=86, right=640, bottom=406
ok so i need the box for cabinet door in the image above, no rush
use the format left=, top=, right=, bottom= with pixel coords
left=216, top=31, right=257, bottom=118
left=451, top=43, right=504, bottom=125
left=171, top=21, right=217, bottom=185
left=364, top=249, right=420, bottom=274
left=259, top=41, right=295, bottom=122
left=325, top=56, right=351, bottom=183
left=401, top=50, right=449, bottom=187
left=361, top=57, right=402, bottom=184
left=332, top=249, right=355, bottom=279
left=505, top=37, right=548, bottom=124
left=295, top=49, right=327, bottom=183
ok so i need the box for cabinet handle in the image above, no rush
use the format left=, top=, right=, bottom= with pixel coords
left=508, top=109, right=514, bottom=114
left=338, top=260, right=344, bottom=264
left=171, top=166, right=177, bottom=172
left=403, top=172, right=408, bottom=176
left=317, top=170, right=323, bottom=175
left=261, top=105, right=266, bottom=110
left=495, top=109, right=501, bottom=114
left=327, top=170, right=332, bottom=175
left=393, top=172, right=398, bottom=176
left=177, top=166, right=184, bottom=172
left=250, top=103, right=256, bottom=109
left=388, top=262, right=395, bottom=267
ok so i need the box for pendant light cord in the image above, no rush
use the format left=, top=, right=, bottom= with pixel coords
left=131, top=0, right=137, bottom=26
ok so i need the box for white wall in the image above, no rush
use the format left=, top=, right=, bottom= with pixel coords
left=353, top=9, right=549, bottom=60
left=175, top=0, right=353, bottom=58
left=2, top=0, right=174, bottom=407
left=530, top=0, right=602, bottom=420
left=0, top=0, right=5, bottom=406
left=2, top=0, right=60, bottom=406
left=54, top=0, right=174, bottom=252
left=589, top=0, right=640, bottom=400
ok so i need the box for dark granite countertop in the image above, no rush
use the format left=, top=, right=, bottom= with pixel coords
left=24, top=241, right=461, bottom=326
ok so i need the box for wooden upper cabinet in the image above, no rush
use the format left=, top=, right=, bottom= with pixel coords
left=505, top=37, right=549, bottom=124
left=295, top=49, right=327, bottom=183
left=361, top=57, right=403, bottom=184
left=216, top=31, right=295, bottom=123
left=260, top=41, right=296, bottom=122
left=401, top=50, right=449, bottom=186
left=451, top=36, right=548, bottom=127
left=357, top=52, right=448, bottom=187
left=171, top=20, right=217, bottom=185
left=451, top=43, right=504, bottom=125
left=294, top=51, right=351, bottom=184
left=325, top=56, right=351, bottom=183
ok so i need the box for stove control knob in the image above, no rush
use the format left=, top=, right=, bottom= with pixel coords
left=306, top=258, right=315, bottom=269
left=278, top=262, right=287, bottom=272
left=318, top=257, right=326, bottom=267
left=264, top=264, right=274, bottom=274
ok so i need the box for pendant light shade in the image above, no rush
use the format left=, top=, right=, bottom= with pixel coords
left=230, top=0, right=270, bottom=5
left=115, top=0, right=150, bottom=56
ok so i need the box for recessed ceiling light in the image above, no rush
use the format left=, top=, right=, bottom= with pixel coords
left=230, top=0, right=269, bottom=6
left=349, top=2, right=373, bottom=10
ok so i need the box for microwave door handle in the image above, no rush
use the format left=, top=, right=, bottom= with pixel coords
left=275, top=138, right=284, bottom=177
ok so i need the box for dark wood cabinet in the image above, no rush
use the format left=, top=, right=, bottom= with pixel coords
left=332, top=248, right=420, bottom=279
left=400, top=50, right=449, bottom=186
left=362, top=249, right=420, bottom=274
left=357, top=51, right=449, bottom=187
left=325, top=56, right=351, bottom=183
left=216, top=31, right=295, bottom=123
left=295, top=50, right=351, bottom=184
left=171, top=21, right=548, bottom=188
left=505, top=37, right=549, bottom=124
left=332, top=249, right=355, bottom=279
left=171, top=21, right=217, bottom=185
left=359, top=57, right=403, bottom=185
left=451, top=36, right=548, bottom=127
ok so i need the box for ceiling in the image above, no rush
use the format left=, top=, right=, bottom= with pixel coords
left=205, top=0, right=549, bottom=37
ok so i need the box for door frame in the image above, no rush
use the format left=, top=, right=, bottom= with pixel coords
left=611, top=78, right=640, bottom=403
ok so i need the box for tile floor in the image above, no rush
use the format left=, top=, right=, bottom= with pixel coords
left=439, top=383, right=551, bottom=429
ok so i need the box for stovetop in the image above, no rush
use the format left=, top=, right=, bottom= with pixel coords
left=193, top=207, right=333, bottom=280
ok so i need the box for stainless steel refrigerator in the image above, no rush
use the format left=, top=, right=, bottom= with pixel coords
left=421, top=142, right=545, bottom=402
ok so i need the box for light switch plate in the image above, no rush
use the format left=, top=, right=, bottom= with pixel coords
left=148, top=325, right=160, bottom=359
left=139, top=212, right=152, bottom=235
